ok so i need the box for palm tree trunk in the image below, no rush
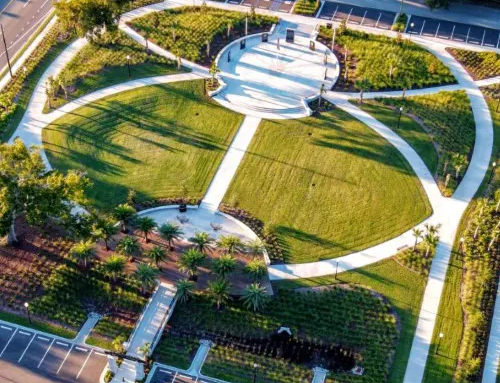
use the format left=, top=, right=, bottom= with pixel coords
left=104, top=239, right=110, bottom=251
left=145, top=232, right=149, bottom=243
left=425, top=246, right=430, bottom=258
left=413, top=238, right=418, bottom=251
left=7, top=211, right=18, bottom=246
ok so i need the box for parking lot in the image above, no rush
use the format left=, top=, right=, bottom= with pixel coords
left=148, top=366, right=226, bottom=383
left=318, top=2, right=396, bottom=30
left=406, top=15, right=500, bottom=48
left=239, top=0, right=295, bottom=13
left=0, top=323, right=107, bottom=383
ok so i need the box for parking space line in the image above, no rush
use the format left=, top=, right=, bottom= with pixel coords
left=56, top=341, right=69, bottom=347
left=0, top=327, right=18, bottom=357
left=375, top=13, right=381, bottom=28
left=420, top=20, right=425, bottom=35
left=95, top=351, right=107, bottom=357
left=346, top=7, right=352, bottom=22
left=435, top=22, right=440, bottom=37
left=76, top=349, right=93, bottom=379
left=1, top=325, right=13, bottom=331
left=57, top=344, right=74, bottom=374
left=331, top=5, right=338, bottom=20
left=481, top=30, right=486, bottom=45
left=360, top=10, right=367, bottom=25
left=465, top=27, right=471, bottom=43
left=451, top=25, right=456, bottom=40
left=172, top=371, right=178, bottom=382
left=37, top=336, right=50, bottom=342
left=160, top=369, right=173, bottom=374
left=75, top=346, right=88, bottom=352
left=18, top=333, right=36, bottom=362
left=497, top=34, right=500, bottom=48
left=38, top=338, right=55, bottom=368
left=19, top=330, right=31, bottom=336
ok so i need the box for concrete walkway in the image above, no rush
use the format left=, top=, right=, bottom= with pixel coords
left=186, top=340, right=213, bottom=376
left=75, top=312, right=102, bottom=345
left=482, top=282, right=500, bottom=383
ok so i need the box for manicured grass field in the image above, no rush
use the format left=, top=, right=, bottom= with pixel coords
left=376, top=91, right=475, bottom=196
left=45, top=33, right=181, bottom=112
left=42, top=80, right=243, bottom=210
left=223, top=109, right=432, bottom=263
left=318, top=27, right=456, bottom=90
left=130, top=6, right=277, bottom=63
left=448, top=48, right=500, bottom=80
left=272, top=257, right=427, bottom=383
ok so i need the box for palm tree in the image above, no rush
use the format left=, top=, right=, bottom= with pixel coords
left=159, top=222, right=184, bottom=250
left=355, top=78, right=371, bottom=104
left=424, top=223, right=441, bottom=236
left=212, top=254, right=236, bottom=279
left=92, top=218, right=118, bottom=251
left=242, top=283, right=268, bottom=312
left=177, top=249, right=206, bottom=280
left=246, top=238, right=265, bottom=258
left=206, top=279, right=231, bottom=311
left=217, top=235, right=244, bottom=254
left=117, top=236, right=140, bottom=257
left=113, top=204, right=137, bottom=233
left=146, top=246, right=167, bottom=270
left=175, top=279, right=195, bottom=304
left=423, top=233, right=439, bottom=258
left=451, top=153, right=467, bottom=179
left=111, top=334, right=126, bottom=353
left=244, top=259, right=267, bottom=282
left=70, top=240, right=95, bottom=268
left=136, top=216, right=156, bottom=243
left=412, top=228, right=423, bottom=251
left=135, top=263, right=159, bottom=295
left=104, top=254, right=127, bottom=282
left=189, top=231, right=214, bottom=253
left=137, top=342, right=151, bottom=359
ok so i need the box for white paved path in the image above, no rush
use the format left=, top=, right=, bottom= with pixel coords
left=75, top=312, right=102, bottom=345
left=483, top=282, right=500, bottom=383
left=186, top=340, right=213, bottom=376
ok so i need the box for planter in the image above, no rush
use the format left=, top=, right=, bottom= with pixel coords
left=179, top=204, right=187, bottom=213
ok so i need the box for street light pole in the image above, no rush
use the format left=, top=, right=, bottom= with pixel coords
left=126, top=55, right=131, bottom=77
left=397, top=106, right=403, bottom=129
left=24, top=302, right=32, bottom=325
left=409, top=22, right=415, bottom=41
left=435, top=332, right=444, bottom=355
left=1, top=24, right=13, bottom=78
left=488, top=161, right=497, bottom=184
left=253, top=363, right=258, bottom=383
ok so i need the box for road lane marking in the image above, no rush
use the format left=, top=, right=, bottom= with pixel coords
left=37, top=336, right=50, bottom=342
left=0, top=327, right=18, bottom=357
left=23, top=0, right=32, bottom=8
left=19, top=330, right=32, bottom=336
left=57, top=344, right=74, bottom=374
left=1, top=325, right=13, bottom=331
left=160, top=369, right=172, bottom=374
left=37, top=338, right=55, bottom=368
left=76, top=349, right=93, bottom=379
left=75, top=346, right=88, bottom=352
left=18, top=333, right=36, bottom=362
left=56, top=341, right=69, bottom=347
left=95, top=351, right=107, bottom=357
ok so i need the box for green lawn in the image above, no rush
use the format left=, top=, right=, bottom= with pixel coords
left=318, top=27, right=456, bottom=90
left=223, top=109, right=432, bottom=263
left=42, top=80, right=243, bottom=210
left=45, top=33, right=182, bottom=112
left=448, top=48, right=500, bottom=80
left=0, top=310, right=77, bottom=339
left=273, top=258, right=426, bottom=383
left=357, top=101, right=438, bottom=175
left=422, top=93, right=500, bottom=383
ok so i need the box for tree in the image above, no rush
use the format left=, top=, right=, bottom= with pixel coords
left=189, top=231, right=214, bottom=253
left=171, top=20, right=179, bottom=42
left=246, top=238, right=265, bottom=258
left=177, top=248, right=206, bottom=280
left=70, top=240, right=95, bottom=267
left=209, top=60, right=220, bottom=87
left=58, top=72, right=71, bottom=100
left=451, top=153, right=467, bottom=179
left=0, top=139, right=89, bottom=245
left=112, top=333, right=126, bottom=353
left=159, top=222, right=184, bottom=250
left=317, top=83, right=326, bottom=108
left=175, top=279, right=195, bottom=304
left=136, top=216, right=156, bottom=243
left=355, top=78, right=370, bottom=104
left=338, top=19, right=347, bottom=35
left=146, top=246, right=167, bottom=270
left=213, top=254, right=236, bottom=279
left=92, top=217, right=117, bottom=251
left=241, top=283, right=268, bottom=312
left=206, top=279, right=231, bottom=310
left=423, top=232, right=439, bottom=258
left=113, top=204, right=136, bottom=233
left=137, top=342, right=151, bottom=358
left=116, top=236, right=140, bottom=257
left=412, top=228, right=423, bottom=251
left=135, top=263, right=159, bottom=294
left=244, top=259, right=267, bottom=281
left=104, top=254, right=126, bottom=282
left=217, top=235, right=244, bottom=254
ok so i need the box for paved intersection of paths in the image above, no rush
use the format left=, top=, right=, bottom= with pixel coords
left=0, top=323, right=107, bottom=383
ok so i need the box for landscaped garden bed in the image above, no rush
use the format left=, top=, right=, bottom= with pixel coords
left=44, top=32, right=182, bottom=112
left=42, top=80, right=244, bottom=210
left=317, top=26, right=456, bottom=91
left=158, top=287, right=398, bottom=383
left=373, top=91, right=475, bottom=196
left=293, top=0, right=320, bottom=16
left=447, top=48, right=500, bottom=80
left=128, top=6, right=277, bottom=65
left=223, top=109, right=432, bottom=263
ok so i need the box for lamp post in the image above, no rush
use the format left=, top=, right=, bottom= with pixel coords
left=1, top=24, right=13, bottom=77
left=24, top=302, right=32, bottom=325
left=126, top=55, right=131, bottom=77
left=397, top=106, right=403, bottom=129
left=488, top=161, right=496, bottom=184
left=331, top=28, right=336, bottom=53
left=253, top=363, right=258, bottom=383
left=409, top=22, right=415, bottom=41
left=459, top=237, right=465, bottom=258
left=435, top=332, right=444, bottom=355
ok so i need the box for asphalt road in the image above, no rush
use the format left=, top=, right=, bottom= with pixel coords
left=0, top=0, right=52, bottom=75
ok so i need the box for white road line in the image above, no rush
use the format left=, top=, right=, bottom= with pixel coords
left=180, top=374, right=191, bottom=379
left=37, top=336, right=50, bottom=342
left=0, top=328, right=18, bottom=357
left=160, top=369, right=173, bottom=374
left=19, top=330, right=32, bottom=336
left=76, top=349, right=93, bottom=379
left=171, top=371, right=178, bottom=383
left=37, top=338, right=54, bottom=368
left=18, top=333, right=36, bottom=362
left=56, top=341, right=69, bottom=347
left=57, top=344, right=74, bottom=374
left=1, top=325, right=13, bottom=331
left=95, top=351, right=107, bottom=357
left=23, top=0, right=32, bottom=8
left=75, top=346, right=88, bottom=352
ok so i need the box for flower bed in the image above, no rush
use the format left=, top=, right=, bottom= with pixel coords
left=293, top=0, right=320, bottom=16
left=375, top=91, right=475, bottom=196
left=153, top=332, right=199, bottom=369
left=129, top=6, right=277, bottom=65
left=317, top=27, right=456, bottom=91
left=447, top=48, right=500, bottom=80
